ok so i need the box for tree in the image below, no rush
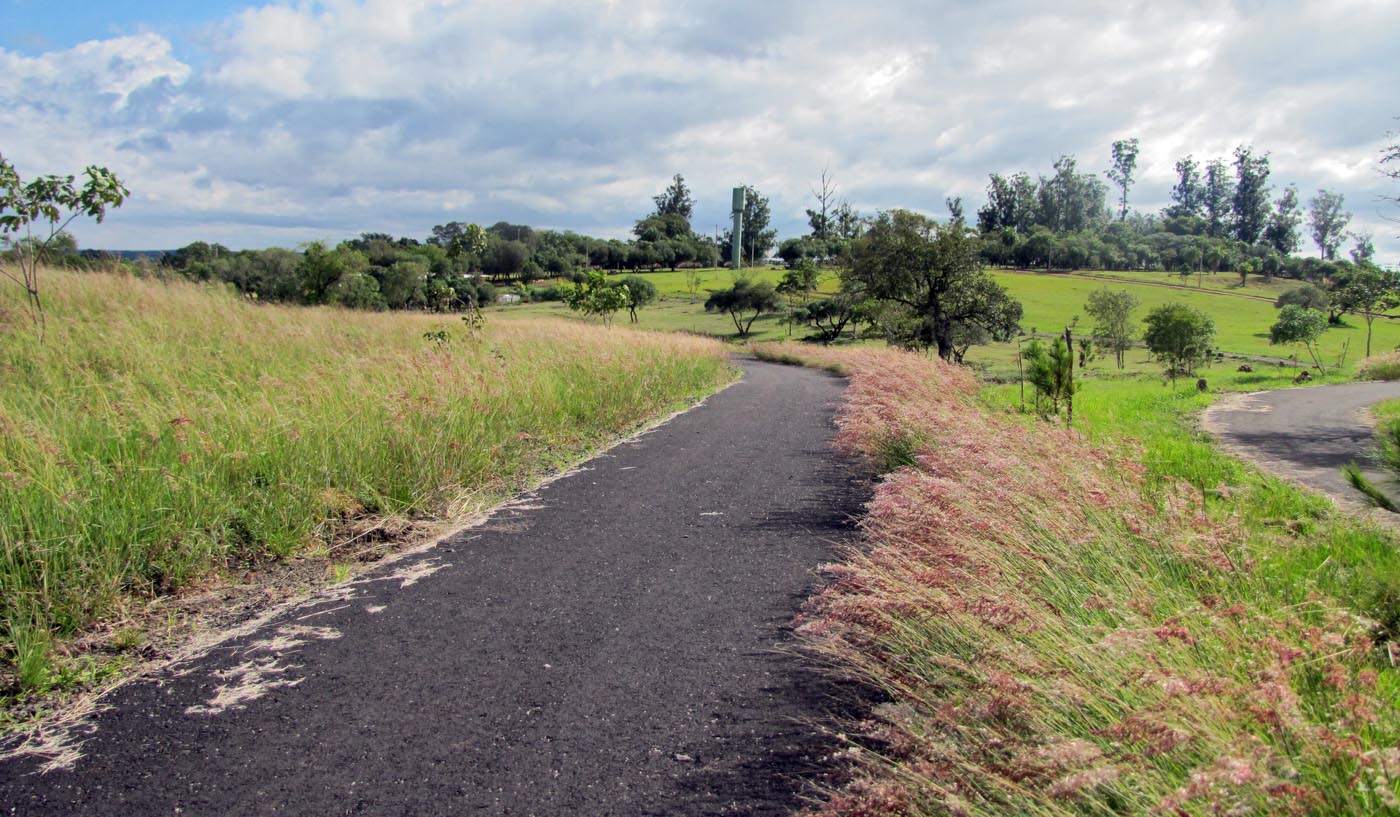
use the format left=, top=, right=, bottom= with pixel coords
left=777, top=261, right=820, bottom=303
left=1023, top=336, right=1076, bottom=421
left=1106, top=137, right=1140, bottom=221
left=428, top=221, right=466, bottom=248
left=846, top=209, right=1022, bottom=361
left=1230, top=145, right=1271, bottom=245
left=736, top=185, right=777, bottom=264
left=704, top=278, right=780, bottom=336
left=564, top=270, right=630, bottom=327
left=807, top=167, right=837, bottom=239
left=977, top=173, right=1019, bottom=233
left=298, top=241, right=359, bottom=304
left=652, top=174, right=694, bottom=221
left=1307, top=189, right=1350, bottom=260
left=482, top=239, right=530, bottom=281
left=682, top=268, right=705, bottom=298
left=1269, top=305, right=1328, bottom=370
left=1084, top=287, right=1140, bottom=368
left=1351, top=232, right=1376, bottom=265
left=0, top=154, right=128, bottom=334
left=380, top=258, right=428, bottom=309
left=1203, top=158, right=1234, bottom=238
left=1142, top=303, right=1216, bottom=385
left=1037, top=155, right=1108, bottom=233
left=802, top=284, right=864, bottom=343
left=1384, top=124, right=1400, bottom=220
left=1263, top=184, right=1302, bottom=255
left=833, top=200, right=864, bottom=240
left=1275, top=284, right=1330, bottom=313
left=1166, top=155, right=1205, bottom=218
left=1335, top=265, right=1400, bottom=357
left=449, top=223, right=488, bottom=263
left=945, top=196, right=965, bottom=227
left=612, top=275, right=657, bottom=322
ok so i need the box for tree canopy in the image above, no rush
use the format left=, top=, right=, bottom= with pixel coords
left=847, top=209, right=1022, bottom=361
left=1142, top=303, right=1216, bottom=384
left=704, top=278, right=780, bottom=336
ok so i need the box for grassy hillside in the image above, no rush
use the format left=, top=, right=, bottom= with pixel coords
left=754, top=344, right=1400, bottom=816
left=495, top=267, right=1395, bottom=370
left=985, top=269, right=1394, bottom=368
left=0, top=270, right=733, bottom=696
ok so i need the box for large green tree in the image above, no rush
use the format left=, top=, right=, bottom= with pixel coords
left=1230, top=145, right=1271, bottom=244
left=1203, top=158, right=1234, bottom=238
left=1106, top=137, right=1140, bottom=221
left=1037, top=155, right=1108, bottom=233
left=1166, top=155, right=1205, bottom=219
left=1335, top=265, right=1400, bottom=357
left=1307, top=189, right=1350, bottom=260
left=1264, top=184, right=1302, bottom=255
left=847, top=209, right=1022, bottom=361
left=1142, top=303, right=1216, bottom=385
left=652, top=173, right=694, bottom=221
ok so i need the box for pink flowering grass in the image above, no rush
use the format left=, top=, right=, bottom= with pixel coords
left=752, top=343, right=1400, bottom=817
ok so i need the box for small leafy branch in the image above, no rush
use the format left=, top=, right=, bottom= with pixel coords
left=0, top=153, right=128, bottom=336
left=564, top=270, right=630, bottom=327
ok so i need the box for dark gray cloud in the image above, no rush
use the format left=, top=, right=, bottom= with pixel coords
left=0, top=0, right=1395, bottom=261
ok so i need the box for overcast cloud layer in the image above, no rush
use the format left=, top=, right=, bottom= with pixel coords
left=2, top=0, right=1397, bottom=260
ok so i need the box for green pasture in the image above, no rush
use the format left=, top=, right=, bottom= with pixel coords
left=514, top=265, right=1399, bottom=372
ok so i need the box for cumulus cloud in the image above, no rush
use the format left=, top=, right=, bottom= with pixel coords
left=0, top=0, right=1396, bottom=259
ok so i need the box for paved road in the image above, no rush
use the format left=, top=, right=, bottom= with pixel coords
left=0, top=360, right=871, bottom=817
left=1202, top=381, right=1400, bottom=508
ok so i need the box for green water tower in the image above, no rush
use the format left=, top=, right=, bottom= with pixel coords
left=730, top=186, right=745, bottom=270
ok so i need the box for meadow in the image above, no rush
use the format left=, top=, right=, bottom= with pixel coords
left=497, top=265, right=1400, bottom=371
left=0, top=270, right=734, bottom=699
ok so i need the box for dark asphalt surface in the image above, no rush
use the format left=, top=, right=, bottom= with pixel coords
left=1203, top=380, right=1400, bottom=507
left=1, top=360, right=872, bottom=816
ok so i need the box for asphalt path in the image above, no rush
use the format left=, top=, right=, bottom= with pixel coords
left=0, top=359, right=872, bottom=816
left=1202, top=380, right=1400, bottom=509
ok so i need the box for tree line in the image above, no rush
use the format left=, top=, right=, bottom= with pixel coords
left=970, top=140, right=1376, bottom=282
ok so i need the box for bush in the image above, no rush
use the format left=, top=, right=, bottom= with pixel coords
left=1358, top=352, right=1400, bottom=381
left=526, top=284, right=571, bottom=302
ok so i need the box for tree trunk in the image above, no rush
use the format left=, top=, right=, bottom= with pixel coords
left=1063, top=327, right=1074, bottom=426
left=933, top=319, right=954, bottom=361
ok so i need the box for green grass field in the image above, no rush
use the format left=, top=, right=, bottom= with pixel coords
left=500, top=266, right=1398, bottom=373
left=0, top=270, right=734, bottom=699
left=981, top=269, right=1393, bottom=371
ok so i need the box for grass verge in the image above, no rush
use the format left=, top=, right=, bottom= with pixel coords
left=753, top=342, right=1400, bottom=816
left=0, top=270, right=734, bottom=705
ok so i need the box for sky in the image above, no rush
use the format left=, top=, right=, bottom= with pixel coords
left=1, top=0, right=1397, bottom=261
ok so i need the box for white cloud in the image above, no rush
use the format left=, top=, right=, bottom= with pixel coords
left=0, top=0, right=1395, bottom=262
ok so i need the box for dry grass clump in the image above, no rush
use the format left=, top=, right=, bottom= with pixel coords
left=1358, top=352, right=1400, bottom=381
left=752, top=343, right=1400, bottom=816
left=0, top=270, right=732, bottom=692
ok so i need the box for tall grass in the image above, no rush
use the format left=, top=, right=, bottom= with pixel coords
left=753, top=343, right=1400, bottom=816
left=0, top=270, right=733, bottom=691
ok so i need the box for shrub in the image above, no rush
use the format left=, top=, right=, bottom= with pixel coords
left=1358, top=352, right=1400, bottom=381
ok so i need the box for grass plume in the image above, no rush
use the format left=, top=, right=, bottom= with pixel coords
left=755, top=343, right=1400, bottom=817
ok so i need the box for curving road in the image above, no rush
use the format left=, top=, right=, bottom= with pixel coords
left=1201, top=381, right=1400, bottom=511
left=0, top=360, right=871, bottom=817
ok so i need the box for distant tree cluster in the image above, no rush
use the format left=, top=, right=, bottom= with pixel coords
left=971, top=140, right=1378, bottom=286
